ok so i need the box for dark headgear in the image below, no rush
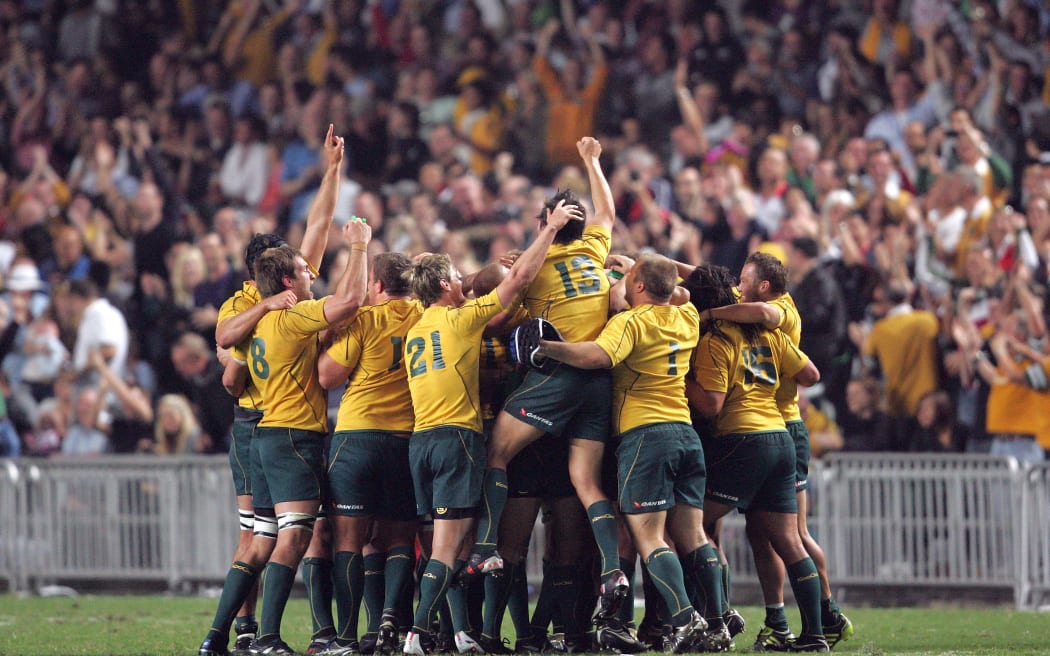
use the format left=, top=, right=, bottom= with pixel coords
left=245, top=233, right=288, bottom=279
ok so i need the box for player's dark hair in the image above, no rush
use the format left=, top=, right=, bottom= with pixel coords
left=373, top=252, right=412, bottom=296
left=744, top=252, right=787, bottom=297
left=683, top=264, right=763, bottom=345
left=245, top=233, right=288, bottom=279
left=538, top=189, right=585, bottom=245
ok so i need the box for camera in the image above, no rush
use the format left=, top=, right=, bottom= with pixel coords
left=629, top=170, right=641, bottom=182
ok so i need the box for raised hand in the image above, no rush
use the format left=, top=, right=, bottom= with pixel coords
left=345, top=215, right=372, bottom=245
left=545, top=199, right=584, bottom=232
left=577, top=136, right=602, bottom=161
left=322, top=123, right=344, bottom=169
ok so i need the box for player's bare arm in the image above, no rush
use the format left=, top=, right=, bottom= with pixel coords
left=299, top=123, right=344, bottom=270
left=685, top=378, right=725, bottom=417
left=322, top=217, right=371, bottom=325
left=708, top=302, right=783, bottom=330
left=536, top=339, right=612, bottom=370
left=215, top=290, right=297, bottom=349
left=578, top=137, right=615, bottom=230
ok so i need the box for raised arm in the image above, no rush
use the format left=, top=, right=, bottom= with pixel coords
left=300, top=124, right=344, bottom=271
left=322, top=217, right=372, bottom=325
left=495, top=200, right=582, bottom=307
left=578, top=137, right=615, bottom=231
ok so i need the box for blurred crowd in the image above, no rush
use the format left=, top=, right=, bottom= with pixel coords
left=0, top=0, right=1048, bottom=460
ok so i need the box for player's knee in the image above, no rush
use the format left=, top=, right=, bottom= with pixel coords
left=253, top=511, right=277, bottom=540
left=239, top=508, right=255, bottom=533
left=277, top=511, right=317, bottom=534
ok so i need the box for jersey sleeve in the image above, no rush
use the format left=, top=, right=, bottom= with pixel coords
left=450, top=289, right=505, bottom=333
left=326, top=321, right=364, bottom=371
left=692, top=334, right=730, bottom=394
left=279, top=298, right=330, bottom=336
left=594, top=311, right=638, bottom=368
left=775, top=331, right=810, bottom=380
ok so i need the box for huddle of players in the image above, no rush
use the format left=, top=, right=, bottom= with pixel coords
left=197, top=133, right=853, bottom=656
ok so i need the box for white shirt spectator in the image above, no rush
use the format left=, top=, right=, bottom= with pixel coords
left=72, top=296, right=129, bottom=383
left=219, top=141, right=270, bottom=208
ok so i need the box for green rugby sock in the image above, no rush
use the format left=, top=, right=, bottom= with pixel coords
left=529, top=561, right=554, bottom=637
left=258, top=562, right=296, bottom=639
left=821, top=596, right=841, bottom=623
left=507, top=562, right=531, bottom=636
left=333, top=551, right=363, bottom=640
left=384, top=546, right=414, bottom=620
left=644, top=548, right=694, bottom=627
left=684, top=545, right=725, bottom=626
left=586, top=501, right=620, bottom=575
left=413, top=559, right=453, bottom=633
left=362, top=552, right=385, bottom=632
left=720, top=554, right=731, bottom=613
left=233, top=614, right=257, bottom=636
left=206, top=561, right=258, bottom=642
left=301, top=557, right=335, bottom=638
left=445, top=559, right=470, bottom=633
left=476, top=468, right=508, bottom=550
left=482, top=560, right=518, bottom=638
left=787, top=558, right=822, bottom=636
left=765, top=603, right=789, bottom=631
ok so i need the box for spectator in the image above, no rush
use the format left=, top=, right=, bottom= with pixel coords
left=788, top=236, right=850, bottom=415
left=66, top=278, right=129, bottom=388
left=839, top=376, right=893, bottom=452
left=39, top=224, right=94, bottom=289
left=910, top=390, right=969, bottom=453
left=168, top=331, right=232, bottom=454
left=61, top=386, right=109, bottom=455
left=218, top=114, right=271, bottom=209
left=851, top=280, right=941, bottom=447
left=150, top=393, right=202, bottom=455
left=531, top=19, right=608, bottom=175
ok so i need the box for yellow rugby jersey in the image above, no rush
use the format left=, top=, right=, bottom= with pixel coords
left=595, top=302, right=699, bottom=434
left=479, top=307, right=530, bottom=422
left=407, top=289, right=505, bottom=433
left=524, top=225, right=611, bottom=342
left=218, top=281, right=264, bottom=412
left=770, top=293, right=803, bottom=423
left=249, top=298, right=330, bottom=432
left=692, top=322, right=809, bottom=436
left=327, top=299, right=424, bottom=433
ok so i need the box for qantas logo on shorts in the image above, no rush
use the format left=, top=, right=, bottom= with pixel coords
left=519, top=408, right=553, bottom=427
left=707, top=489, right=740, bottom=503
left=335, top=503, right=365, bottom=511
left=632, top=500, right=666, bottom=508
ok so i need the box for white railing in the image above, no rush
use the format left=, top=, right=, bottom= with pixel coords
left=0, top=454, right=1046, bottom=608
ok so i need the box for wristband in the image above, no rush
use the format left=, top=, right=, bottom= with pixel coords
left=351, top=242, right=368, bottom=252
left=607, top=270, right=624, bottom=281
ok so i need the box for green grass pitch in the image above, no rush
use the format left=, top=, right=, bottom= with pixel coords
left=1, top=595, right=1049, bottom=655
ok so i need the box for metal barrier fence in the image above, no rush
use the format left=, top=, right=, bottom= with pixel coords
left=0, top=455, right=1046, bottom=608
left=1020, top=462, right=1050, bottom=609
